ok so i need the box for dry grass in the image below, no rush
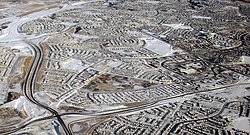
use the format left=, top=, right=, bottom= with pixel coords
left=18, top=4, right=57, bottom=17
left=22, top=56, right=32, bottom=79
left=19, top=3, right=44, bottom=10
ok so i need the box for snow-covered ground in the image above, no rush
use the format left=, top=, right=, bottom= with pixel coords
left=230, top=117, right=250, bottom=132
left=0, top=41, right=33, bottom=56
left=0, top=7, right=63, bottom=42
left=62, top=58, right=85, bottom=71
left=162, top=23, right=193, bottom=30
left=142, top=37, right=173, bottom=56
left=241, top=56, right=250, bottom=64
left=0, top=84, right=8, bottom=105
left=106, top=60, right=123, bottom=68
left=192, top=15, right=212, bottom=19
left=1, top=96, right=51, bottom=118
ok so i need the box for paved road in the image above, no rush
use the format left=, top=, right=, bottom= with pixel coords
left=22, top=40, right=72, bottom=135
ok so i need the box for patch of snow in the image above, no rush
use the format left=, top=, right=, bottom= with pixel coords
left=145, top=1, right=160, bottom=4
left=55, top=90, right=77, bottom=109
left=241, top=56, right=250, bottom=64
left=62, top=58, right=85, bottom=71
left=72, top=34, right=99, bottom=41
left=0, top=41, right=33, bottom=56
left=0, top=17, right=18, bottom=24
left=0, top=6, right=67, bottom=42
left=83, top=104, right=127, bottom=113
left=162, top=23, right=193, bottom=30
left=192, top=15, right=211, bottom=19
left=72, top=124, right=82, bottom=132
left=142, top=38, right=173, bottom=56
left=127, top=30, right=145, bottom=38
left=230, top=117, right=250, bottom=132
left=1, top=96, right=50, bottom=117
left=107, top=60, right=123, bottom=68
left=0, top=33, right=8, bottom=38
left=30, top=37, right=46, bottom=44
left=11, top=45, right=33, bottom=56
left=224, top=6, right=239, bottom=10
left=9, top=83, right=22, bottom=93
left=72, top=1, right=89, bottom=6
left=0, top=85, right=8, bottom=105
left=134, top=85, right=144, bottom=90
left=101, top=104, right=127, bottom=111
left=72, top=0, right=105, bottom=6
left=180, top=68, right=197, bottom=74
left=60, top=22, right=77, bottom=27
left=209, top=85, right=250, bottom=100
left=34, top=92, right=51, bottom=106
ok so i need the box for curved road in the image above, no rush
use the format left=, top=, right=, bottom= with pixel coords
left=22, top=40, right=71, bottom=135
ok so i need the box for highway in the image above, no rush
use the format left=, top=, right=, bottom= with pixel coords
left=2, top=78, right=249, bottom=134
left=1, top=33, right=249, bottom=134
left=22, top=40, right=72, bottom=135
